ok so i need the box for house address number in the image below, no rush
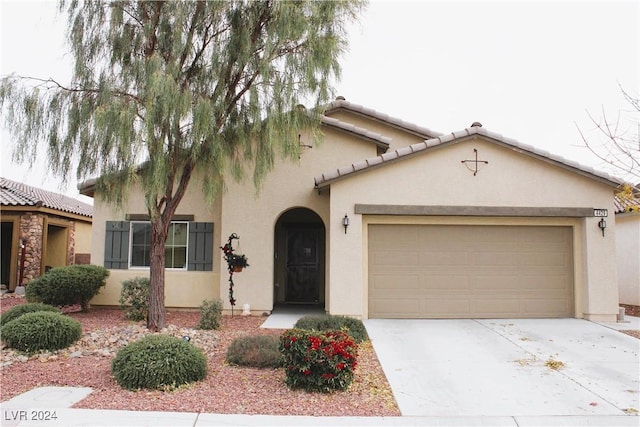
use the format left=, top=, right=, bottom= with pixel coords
left=593, top=209, right=608, bottom=217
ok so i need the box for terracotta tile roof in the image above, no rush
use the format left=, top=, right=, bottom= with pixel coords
left=321, top=116, right=391, bottom=148
left=314, top=126, right=624, bottom=189
left=614, top=193, right=640, bottom=214
left=0, top=177, right=93, bottom=218
left=324, top=98, right=443, bottom=139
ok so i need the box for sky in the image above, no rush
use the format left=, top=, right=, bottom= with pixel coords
left=1, top=0, right=638, bottom=202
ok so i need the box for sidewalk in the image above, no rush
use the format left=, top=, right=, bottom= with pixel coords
left=2, top=401, right=638, bottom=427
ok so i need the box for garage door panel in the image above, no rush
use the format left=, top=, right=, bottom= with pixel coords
left=421, top=251, right=470, bottom=266
left=426, top=275, right=469, bottom=289
left=373, top=250, right=419, bottom=267
left=519, top=275, right=569, bottom=290
left=424, top=299, right=471, bottom=316
left=371, top=274, right=420, bottom=291
left=472, top=275, right=520, bottom=290
left=369, top=225, right=574, bottom=319
left=522, top=299, right=571, bottom=316
left=473, top=298, right=521, bottom=315
left=371, top=299, right=421, bottom=317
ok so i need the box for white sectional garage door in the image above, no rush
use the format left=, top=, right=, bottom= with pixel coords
left=368, top=225, right=574, bottom=318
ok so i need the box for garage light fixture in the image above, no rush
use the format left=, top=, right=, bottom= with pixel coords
left=598, top=218, right=606, bottom=237
left=342, top=214, right=350, bottom=234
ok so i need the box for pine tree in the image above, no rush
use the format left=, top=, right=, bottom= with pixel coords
left=1, top=0, right=365, bottom=330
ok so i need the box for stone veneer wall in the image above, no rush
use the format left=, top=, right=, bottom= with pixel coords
left=68, top=222, right=76, bottom=266
left=19, top=213, right=44, bottom=285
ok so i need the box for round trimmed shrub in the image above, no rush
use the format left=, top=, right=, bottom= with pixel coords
left=26, top=265, right=109, bottom=311
left=226, top=334, right=283, bottom=368
left=119, top=277, right=149, bottom=321
left=294, top=315, right=369, bottom=343
left=0, top=303, right=61, bottom=327
left=111, top=335, right=207, bottom=390
left=1, top=311, right=82, bottom=353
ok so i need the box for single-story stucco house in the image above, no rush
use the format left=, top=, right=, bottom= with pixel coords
left=1, top=177, right=93, bottom=292
left=615, top=190, right=640, bottom=308
left=79, top=98, right=624, bottom=322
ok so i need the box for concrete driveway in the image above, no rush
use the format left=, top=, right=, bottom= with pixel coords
left=364, top=318, right=639, bottom=417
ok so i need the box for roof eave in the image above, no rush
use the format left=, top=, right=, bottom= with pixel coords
left=78, top=178, right=97, bottom=198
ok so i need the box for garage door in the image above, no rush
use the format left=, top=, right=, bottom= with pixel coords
left=368, top=225, right=574, bottom=318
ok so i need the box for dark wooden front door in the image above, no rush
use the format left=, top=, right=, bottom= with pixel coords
left=285, top=228, right=321, bottom=303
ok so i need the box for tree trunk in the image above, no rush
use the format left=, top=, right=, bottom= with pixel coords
left=147, top=219, right=168, bottom=331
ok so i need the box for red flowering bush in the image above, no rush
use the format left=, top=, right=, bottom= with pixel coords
left=279, top=328, right=358, bottom=392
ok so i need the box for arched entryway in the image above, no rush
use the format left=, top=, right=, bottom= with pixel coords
left=274, top=208, right=325, bottom=308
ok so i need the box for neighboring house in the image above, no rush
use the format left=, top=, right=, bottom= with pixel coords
left=615, top=190, right=640, bottom=307
left=0, top=177, right=93, bottom=292
left=80, top=98, right=623, bottom=322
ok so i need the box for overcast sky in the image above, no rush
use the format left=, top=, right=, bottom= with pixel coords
left=1, top=0, right=638, bottom=201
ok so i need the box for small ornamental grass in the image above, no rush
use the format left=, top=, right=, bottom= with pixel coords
left=119, top=277, right=149, bottom=321
left=1, top=311, right=82, bottom=354
left=111, top=335, right=207, bottom=391
left=280, top=328, right=358, bottom=393
left=198, top=298, right=223, bottom=330
left=294, top=314, right=369, bottom=343
left=0, top=302, right=61, bottom=327
left=226, top=334, right=283, bottom=368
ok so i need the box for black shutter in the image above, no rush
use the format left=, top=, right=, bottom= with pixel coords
left=104, top=221, right=130, bottom=269
left=188, top=222, right=213, bottom=271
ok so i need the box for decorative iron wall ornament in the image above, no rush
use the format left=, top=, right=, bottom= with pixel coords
left=461, top=148, right=488, bottom=176
left=221, top=233, right=249, bottom=316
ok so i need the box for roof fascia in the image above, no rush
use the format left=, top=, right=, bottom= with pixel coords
left=0, top=205, right=92, bottom=222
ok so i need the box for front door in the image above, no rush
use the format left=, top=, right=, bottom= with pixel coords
left=285, top=227, right=321, bottom=303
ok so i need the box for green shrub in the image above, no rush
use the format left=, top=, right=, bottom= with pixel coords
left=26, top=265, right=109, bottom=311
left=198, top=299, right=223, bottom=330
left=294, top=315, right=369, bottom=343
left=119, top=277, right=149, bottom=321
left=0, top=303, right=60, bottom=327
left=226, top=335, right=284, bottom=368
left=1, top=311, right=82, bottom=354
left=280, top=329, right=358, bottom=392
left=111, top=335, right=207, bottom=391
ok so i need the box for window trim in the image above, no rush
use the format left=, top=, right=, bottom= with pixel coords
left=128, top=221, right=189, bottom=271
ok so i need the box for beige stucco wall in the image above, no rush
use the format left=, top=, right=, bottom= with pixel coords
left=327, top=137, right=619, bottom=321
left=219, top=126, right=378, bottom=313
left=616, top=213, right=640, bottom=306
left=74, top=221, right=93, bottom=255
left=89, top=125, right=378, bottom=310
left=90, top=179, right=223, bottom=308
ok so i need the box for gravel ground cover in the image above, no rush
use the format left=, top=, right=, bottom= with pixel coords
left=0, top=295, right=399, bottom=416
left=2, top=295, right=637, bottom=414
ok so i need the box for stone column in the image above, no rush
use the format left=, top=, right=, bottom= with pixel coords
left=19, top=213, right=44, bottom=285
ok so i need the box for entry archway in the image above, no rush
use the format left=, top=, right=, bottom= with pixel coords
left=274, top=208, right=325, bottom=307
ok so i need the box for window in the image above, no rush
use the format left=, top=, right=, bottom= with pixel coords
left=105, top=221, right=213, bottom=271
left=130, top=222, right=188, bottom=269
